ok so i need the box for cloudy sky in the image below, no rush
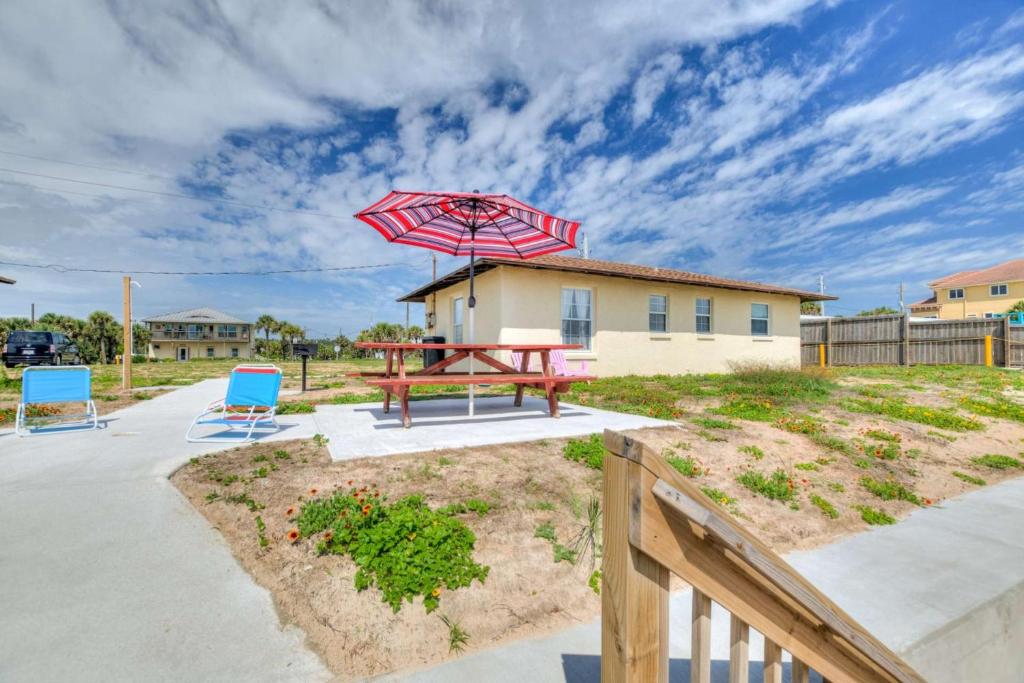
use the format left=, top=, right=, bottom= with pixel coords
left=1, top=0, right=1022, bottom=335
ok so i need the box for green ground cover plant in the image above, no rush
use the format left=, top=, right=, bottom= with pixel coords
left=700, top=486, right=737, bottom=509
left=438, top=499, right=492, bottom=517
left=794, top=462, right=820, bottom=472
left=856, top=505, right=895, bottom=525
left=809, top=494, right=839, bottom=519
left=563, top=434, right=605, bottom=470
left=710, top=399, right=786, bottom=422
left=534, top=522, right=557, bottom=542
left=860, top=476, right=921, bottom=505
left=840, top=397, right=982, bottom=432
left=970, top=454, right=1022, bottom=470
left=863, top=429, right=901, bottom=443
left=666, top=454, right=704, bottom=477
left=960, top=396, right=1024, bottom=423
left=736, top=469, right=794, bottom=502
left=298, top=490, right=489, bottom=613
left=952, top=471, right=986, bottom=486
left=737, top=445, right=765, bottom=460
left=691, top=416, right=736, bottom=430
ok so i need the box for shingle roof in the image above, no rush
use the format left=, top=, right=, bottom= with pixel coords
left=929, top=258, right=1024, bottom=288
left=908, top=296, right=939, bottom=310
left=142, top=307, right=249, bottom=324
left=398, top=254, right=836, bottom=303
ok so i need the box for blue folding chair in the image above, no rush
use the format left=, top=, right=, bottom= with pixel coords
left=185, top=365, right=283, bottom=443
left=15, top=366, right=98, bottom=437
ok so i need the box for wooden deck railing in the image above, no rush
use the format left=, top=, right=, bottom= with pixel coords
left=601, top=430, right=926, bottom=683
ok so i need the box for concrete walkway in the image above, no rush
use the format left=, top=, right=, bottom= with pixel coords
left=0, top=380, right=331, bottom=683
left=380, top=476, right=1024, bottom=683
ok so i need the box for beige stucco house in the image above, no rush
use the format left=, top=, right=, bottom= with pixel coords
left=142, top=307, right=253, bottom=361
left=909, top=258, right=1024, bottom=320
left=399, top=255, right=833, bottom=376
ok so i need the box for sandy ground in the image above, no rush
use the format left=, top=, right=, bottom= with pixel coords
left=172, top=397, right=1024, bottom=679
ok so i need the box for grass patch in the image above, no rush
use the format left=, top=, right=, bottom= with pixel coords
left=438, top=499, right=492, bottom=517
left=534, top=522, right=557, bottom=543
left=860, top=476, right=921, bottom=505
left=736, top=469, right=794, bottom=502
left=696, top=429, right=726, bottom=442
left=439, top=614, right=470, bottom=654
left=856, top=505, right=895, bottom=525
left=863, top=428, right=901, bottom=443
left=527, top=501, right=556, bottom=512
left=666, top=454, right=705, bottom=478
left=277, top=401, right=316, bottom=414
left=794, top=462, right=820, bottom=472
left=299, top=490, right=489, bottom=613
left=710, top=399, right=785, bottom=422
left=691, top=416, right=736, bottom=430
left=960, top=396, right=1024, bottom=423
left=809, top=494, right=839, bottom=519
left=738, top=445, right=765, bottom=460
left=840, top=397, right=982, bottom=432
left=563, top=434, right=605, bottom=470
left=952, top=471, right=986, bottom=486
left=970, top=454, right=1023, bottom=470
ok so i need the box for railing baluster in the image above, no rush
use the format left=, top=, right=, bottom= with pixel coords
left=729, top=615, right=749, bottom=683
left=763, top=639, right=782, bottom=683
left=691, top=589, right=712, bottom=683
left=792, top=658, right=810, bottom=683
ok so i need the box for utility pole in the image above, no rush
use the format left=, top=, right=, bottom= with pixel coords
left=405, top=302, right=410, bottom=337
left=818, top=274, right=826, bottom=317
left=898, top=282, right=905, bottom=314
left=122, top=276, right=132, bottom=391
left=581, top=234, right=590, bottom=259
left=30, top=303, right=35, bottom=325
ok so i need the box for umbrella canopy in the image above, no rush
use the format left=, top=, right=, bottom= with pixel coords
left=354, top=190, right=580, bottom=259
left=355, top=189, right=581, bottom=418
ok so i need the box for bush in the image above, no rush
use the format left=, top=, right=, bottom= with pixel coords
left=298, top=490, right=489, bottom=613
left=563, top=434, right=605, bottom=470
left=736, top=469, right=794, bottom=501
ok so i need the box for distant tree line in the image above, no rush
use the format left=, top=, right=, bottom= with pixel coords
left=0, top=312, right=150, bottom=364
left=252, top=315, right=424, bottom=360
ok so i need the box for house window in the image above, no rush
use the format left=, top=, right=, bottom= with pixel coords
left=649, top=295, right=668, bottom=333
left=217, top=325, right=237, bottom=338
left=452, top=297, right=464, bottom=344
left=231, top=347, right=239, bottom=358
left=991, top=284, right=1008, bottom=296
left=561, top=287, right=592, bottom=350
left=948, top=288, right=964, bottom=300
left=187, top=324, right=203, bottom=339
left=206, top=347, right=214, bottom=358
left=153, top=344, right=160, bottom=350
left=984, top=312, right=997, bottom=319
left=695, top=297, right=712, bottom=334
left=751, top=303, right=770, bottom=336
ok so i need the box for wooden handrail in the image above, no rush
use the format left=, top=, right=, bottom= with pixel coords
left=601, top=429, right=926, bottom=683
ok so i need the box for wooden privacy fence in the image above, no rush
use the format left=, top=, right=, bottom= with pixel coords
left=601, top=430, right=925, bottom=683
left=801, top=313, right=1024, bottom=367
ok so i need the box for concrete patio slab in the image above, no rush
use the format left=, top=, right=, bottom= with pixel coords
left=0, top=380, right=330, bottom=683
left=315, top=396, right=675, bottom=459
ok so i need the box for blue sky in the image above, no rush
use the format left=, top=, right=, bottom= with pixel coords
left=1, top=0, right=1022, bottom=334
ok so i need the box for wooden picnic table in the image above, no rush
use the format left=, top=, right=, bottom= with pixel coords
left=351, top=342, right=595, bottom=427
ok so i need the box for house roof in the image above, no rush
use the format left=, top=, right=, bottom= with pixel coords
left=142, top=307, right=249, bottom=324
left=397, top=254, right=837, bottom=303
left=908, top=295, right=939, bottom=310
left=929, top=258, right=1024, bottom=288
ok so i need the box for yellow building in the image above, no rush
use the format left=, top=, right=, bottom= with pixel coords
left=142, top=307, right=253, bottom=361
left=909, top=258, right=1024, bottom=320
left=399, top=255, right=833, bottom=376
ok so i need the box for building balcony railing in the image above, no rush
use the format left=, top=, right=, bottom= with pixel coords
left=151, top=331, right=249, bottom=341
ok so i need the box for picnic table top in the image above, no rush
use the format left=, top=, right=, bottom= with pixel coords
left=355, top=342, right=583, bottom=351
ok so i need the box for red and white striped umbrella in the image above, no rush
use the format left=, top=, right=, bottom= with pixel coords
left=354, top=190, right=580, bottom=259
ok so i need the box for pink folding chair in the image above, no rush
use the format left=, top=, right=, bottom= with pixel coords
left=511, top=350, right=589, bottom=377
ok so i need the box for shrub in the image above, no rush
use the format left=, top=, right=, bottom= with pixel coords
left=860, top=476, right=921, bottom=505
left=563, top=434, right=605, bottom=470
left=970, top=454, right=1022, bottom=470
left=952, top=471, right=986, bottom=486
left=856, top=505, right=895, bottom=525
left=810, top=494, right=839, bottom=519
left=736, top=469, right=794, bottom=501
left=298, top=491, right=489, bottom=613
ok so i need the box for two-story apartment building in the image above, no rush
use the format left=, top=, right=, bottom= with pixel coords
left=909, top=258, right=1024, bottom=320
left=142, top=307, right=253, bottom=360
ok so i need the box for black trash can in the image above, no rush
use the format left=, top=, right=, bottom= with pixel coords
left=422, top=336, right=446, bottom=369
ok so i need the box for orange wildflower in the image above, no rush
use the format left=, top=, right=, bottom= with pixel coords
left=287, top=529, right=300, bottom=543
left=361, top=504, right=372, bottom=516
left=323, top=530, right=334, bottom=542
left=308, top=488, right=318, bottom=496
left=285, top=506, right=296, bottom=517
left=347, top=480, right=353, bottom=485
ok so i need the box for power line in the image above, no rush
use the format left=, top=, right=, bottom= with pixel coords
left=0, top=166, right=352, bottom=220
left=0, top=148, right=179, bottom=181
left=0, top=259, right=404, bottom=276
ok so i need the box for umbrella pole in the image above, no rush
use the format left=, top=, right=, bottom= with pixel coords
left=468, top=239, right=476, bottom=417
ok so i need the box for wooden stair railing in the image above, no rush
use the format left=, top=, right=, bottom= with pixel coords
left=601, top=429, right=926, bottom=683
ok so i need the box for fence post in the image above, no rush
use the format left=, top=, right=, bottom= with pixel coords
left=818, top=344, right=826, bottom=368
left=984, top=335, right=993, bottom=367
left=824, top=318, right=833, bottom=367
left=1005, top=317, right=1012, bottom=368
left=602, top=450, right=669, bottom=682
left=900, top=312, right=910, bottom=366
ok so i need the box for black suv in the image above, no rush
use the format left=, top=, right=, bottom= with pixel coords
left=2, top=330, right=81, bottom=368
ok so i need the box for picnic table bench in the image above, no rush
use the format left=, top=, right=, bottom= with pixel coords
left=350, top=342, right=595, bottom=427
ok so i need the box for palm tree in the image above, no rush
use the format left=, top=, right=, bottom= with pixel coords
left=255, top=314, right=277, bottom=342
left=277, top=322, right=304, bottom=358
left=86, top=311, right=119, bottom=364
left=405, top=325, right=424, bottom=342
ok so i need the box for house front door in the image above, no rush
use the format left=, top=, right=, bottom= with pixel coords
left=178, top=347, right=188, bottom=361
